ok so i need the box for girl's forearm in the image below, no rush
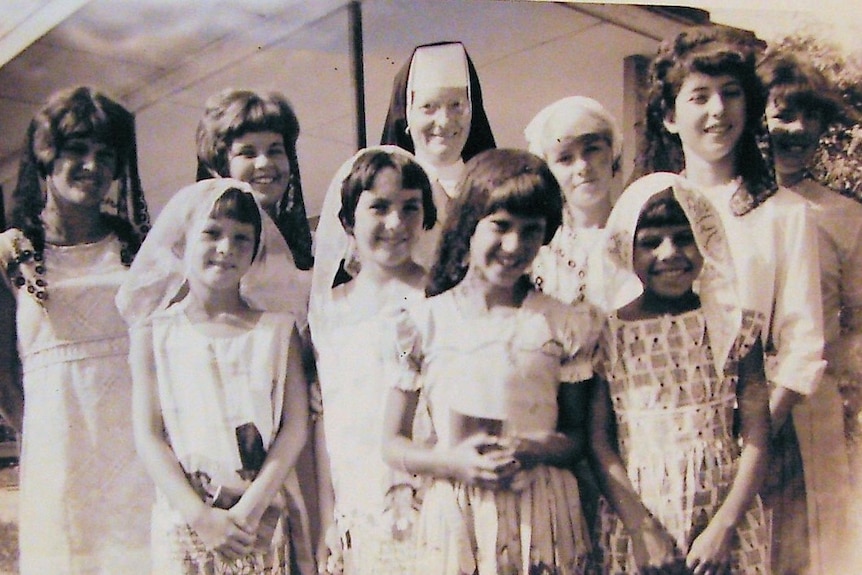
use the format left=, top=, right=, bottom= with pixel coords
left=710, top=442, right=768, bottom=530
left=0, top=287, right=24, bottom=433
left=769, top=386, right=803, bottom=434
left=136, top=429, right=209, bottom=525
left=235, top=414, right=308, bottom=522
left=313, top=415, right=335, bottom=535
left=512, top=429, right=580, bottom=468
left=235, top=326, right=310, bottom=522
left=383, top=434, right=457, bottom=480
left=592, top=443, right=655, bottom=531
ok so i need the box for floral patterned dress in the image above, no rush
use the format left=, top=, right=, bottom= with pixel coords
left=391, top=286, right=600, bottom=575
left=596, top=308, right=770, bottom=574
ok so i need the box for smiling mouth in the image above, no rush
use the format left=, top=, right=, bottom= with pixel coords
left=651, top=267, right=692, bottom=279
left=704, top=124, right=731, bottom=135
left=378, top=236, right=409, bottom=246
left=774, top=137, right=815, bottom=154
left=251, top=175, right=281, bottom=185
left=208, top=260, right=235, bottom=270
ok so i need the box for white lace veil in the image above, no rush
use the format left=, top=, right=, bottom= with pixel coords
left=593, top=172, right=742, bottom=374
left=116, top=177, right=310, bottom=327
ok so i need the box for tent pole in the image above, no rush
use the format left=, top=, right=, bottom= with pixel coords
left=348, top=0, right=366, bottom=150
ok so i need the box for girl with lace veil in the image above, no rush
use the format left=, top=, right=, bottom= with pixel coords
left=118, top=178, right=313, bottom=574
left=590, top=174, right=771, bottom=574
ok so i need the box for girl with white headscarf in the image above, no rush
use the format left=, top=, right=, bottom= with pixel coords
left=118, top=178, right=313, bottom=574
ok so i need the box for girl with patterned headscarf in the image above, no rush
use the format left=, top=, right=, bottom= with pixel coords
left=590, top=173, right=771, bottom=574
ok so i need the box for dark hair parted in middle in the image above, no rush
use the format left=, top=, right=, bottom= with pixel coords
left=11, top=85, right=150, bottom=263
left=635, top=188, right=691, bottom=232
left=338, top=149, right=437, bottom=232
left=426, top=148, right=562, bottom=296
left=208, top=187, right=263, bottom=261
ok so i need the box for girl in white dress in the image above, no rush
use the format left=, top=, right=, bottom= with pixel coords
left=590, top=174, right=771, bottom=574
left=382, top=148, right=600, bottom=574
left=0, top=86, right=152, bottom=575
left=119, top=179, right=310, bottom=574
left=632, top=25, right=826, bottom=574
left=309, top=147, right=436, bottom=574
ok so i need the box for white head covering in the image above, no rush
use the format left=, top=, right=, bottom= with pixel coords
left=309, top=146, right=428, bottom=335
left=593, top=172, right=741, bottom=375
left=405, top=43, right=471, bottom=119
left=116, top=178, right=309, bottom=328
left=524, top=96, right=622, bottom=163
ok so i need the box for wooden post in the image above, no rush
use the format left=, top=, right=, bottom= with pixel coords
left=348, top=0, right=366, bottom=151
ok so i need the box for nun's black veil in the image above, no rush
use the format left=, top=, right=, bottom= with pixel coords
left=380, top=41, right=496, bottom=161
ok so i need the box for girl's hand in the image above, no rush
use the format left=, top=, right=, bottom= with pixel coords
left=503, top=431, right=559, bottom=469
left=189, top=506, right=256, bottom=560
left=450, top=433, right=519, bottom=490
left=630, top=518, right=682, bottom=573
left=686, top=521, right=733, bottom=575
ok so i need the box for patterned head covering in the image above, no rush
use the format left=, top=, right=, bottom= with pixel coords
left=116, top=178, right=308, bottom=327
left=594, top=172, right=741, bottom=374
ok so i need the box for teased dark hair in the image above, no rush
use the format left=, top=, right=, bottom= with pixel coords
left=380, top=41, right=496, bottom=161
left=195, top=89, right=312, bottom=269
left=11, top=86, right=150, bottom=264
left=426, top=148, right=561, bottom=296
left=338, top=149, right=437, bottom=231
left=209, top=187, right=263, bottom=260
left=633, top=25, right=776, bottom=211
left=758, top=51, right=844, bottom=127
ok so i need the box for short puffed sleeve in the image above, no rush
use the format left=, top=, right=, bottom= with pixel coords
left=592, top=318, right=613, bottom=382
left=548, top=297, right=602, bottom=384
left=385, top=306, right=425, bottom=392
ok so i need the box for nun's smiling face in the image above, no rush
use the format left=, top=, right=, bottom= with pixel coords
left=408, top=85, right=471, bottom=168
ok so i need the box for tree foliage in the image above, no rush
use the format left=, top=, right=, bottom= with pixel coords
left=770, top=33, right=862, bottom=200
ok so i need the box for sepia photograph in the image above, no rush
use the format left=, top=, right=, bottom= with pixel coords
left=0, top=0, right=860, bottom=573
